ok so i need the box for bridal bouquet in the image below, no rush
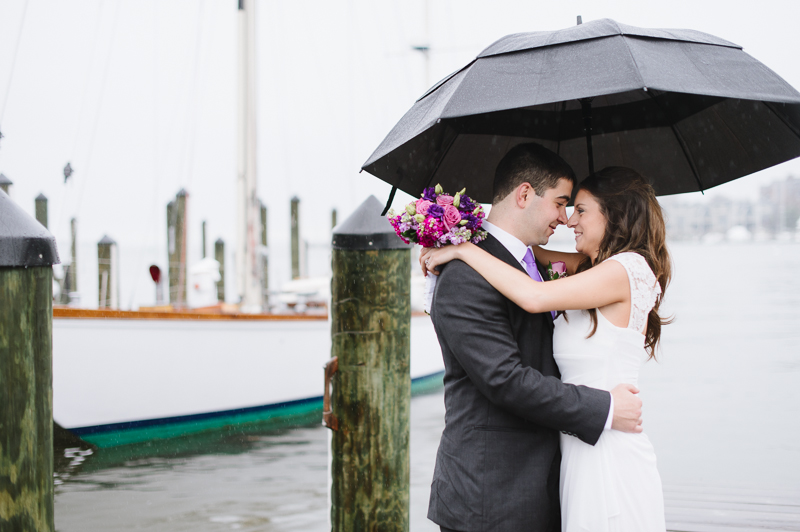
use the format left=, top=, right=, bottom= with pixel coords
left=388, top=184, right=488, bottom=313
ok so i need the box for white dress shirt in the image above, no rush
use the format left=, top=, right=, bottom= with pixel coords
left=482, top=221, right=615, bottom=431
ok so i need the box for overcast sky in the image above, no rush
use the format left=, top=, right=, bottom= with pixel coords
left=1, top=0, right=799, bottom=307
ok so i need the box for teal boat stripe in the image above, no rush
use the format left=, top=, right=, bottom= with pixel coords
left=72, top=371, right=444, bottom=448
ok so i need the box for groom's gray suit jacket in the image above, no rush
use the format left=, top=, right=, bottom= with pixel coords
left=427, top=235, right=610, bottom=532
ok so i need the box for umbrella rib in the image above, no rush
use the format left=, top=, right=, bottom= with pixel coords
left=422, top=124, right=461, bottom=192
left=763, top=102, right=800, bottom=142
left=646, top=92, right=705, bottom=193
left=619, top=34, right=647, bottom=89
left=556, top=101, right=567, bottom=156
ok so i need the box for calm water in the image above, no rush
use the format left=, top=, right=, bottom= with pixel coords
left=54, top=242, right=800, bottom=531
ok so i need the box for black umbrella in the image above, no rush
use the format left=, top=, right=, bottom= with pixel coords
left=362, top=18, right=800, bottom=206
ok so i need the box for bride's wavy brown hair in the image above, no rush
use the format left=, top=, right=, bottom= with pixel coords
left=574, top=167, right=672, bottom=358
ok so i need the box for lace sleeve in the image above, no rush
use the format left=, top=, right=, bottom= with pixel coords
left=604, top=252, right=661, bottom=332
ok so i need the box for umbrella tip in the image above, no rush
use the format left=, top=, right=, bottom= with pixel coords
left=577, top=15, right=582, bottom=25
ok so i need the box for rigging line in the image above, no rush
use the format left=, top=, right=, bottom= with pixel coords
left=73, top=0, right=122, bottom=214
left=172, top=0, right=205, bottom=195
left=56, top=0, right=106, bottom=234
left=151, top=0, right=161, bottom=257
left=70, top=0, right=106, bottom=157
left=184, top=0, right=207, bottom=189
left=646, top=90, right=705, bottom=194
left=0, top=0, right=30, bottom=127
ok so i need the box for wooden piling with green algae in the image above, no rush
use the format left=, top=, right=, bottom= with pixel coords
left=0, top=188, right=59, bottom=532
left=0, top=174, right=12, bottom=195
left=215, top=238, right=225, bottom=302
left=290, top=196, right=300, bottom=279
left=34, top=194, right=47, bottom=229
left=260, top=202, right=268, bottom=302
left=167, top=189, right=188, bottom=307
left=328, top=195, right=411, bottom=532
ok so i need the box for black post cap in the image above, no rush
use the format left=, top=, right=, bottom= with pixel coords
left=0, top=173, right=11, bottom=185
left=332, top=195, right=410, bottom=251
left=98, top=235, right=117, bottom=246
left=0, top=189, right=60, bottom=266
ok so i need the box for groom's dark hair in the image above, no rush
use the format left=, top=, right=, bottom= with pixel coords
left=492, top=143, right=576, bottom=204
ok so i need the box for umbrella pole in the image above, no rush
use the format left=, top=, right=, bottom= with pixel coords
left=579, top=98, right=595, bottom=175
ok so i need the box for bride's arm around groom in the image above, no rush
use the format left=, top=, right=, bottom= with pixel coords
left=427, top=236, right=632, bottom=531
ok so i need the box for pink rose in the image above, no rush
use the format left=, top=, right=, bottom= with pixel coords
left=442, top=205, right=462, bottom=231
left=415, top=199, right=433, bottom=216
left=551, top=261, right=567, bottom=274
left=436, top=194, right=454, bottom=206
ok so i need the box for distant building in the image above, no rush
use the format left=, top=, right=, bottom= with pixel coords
left=757, top=176, right=800, bottom=234
left=660, top=176, right=798, bottom=241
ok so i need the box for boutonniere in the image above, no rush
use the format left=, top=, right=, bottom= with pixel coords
left=547, top=261, right=567, bottom=280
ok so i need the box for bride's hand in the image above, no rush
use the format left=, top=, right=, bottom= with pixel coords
left=419, top=245, right=464, bottom=276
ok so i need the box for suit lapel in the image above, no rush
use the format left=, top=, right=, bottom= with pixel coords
left=479, top=235, right=527, bottom=275
left=478, top=236, right=554, bottom=329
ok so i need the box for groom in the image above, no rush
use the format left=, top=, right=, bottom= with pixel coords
left=427, top=143, right=643, bottom=532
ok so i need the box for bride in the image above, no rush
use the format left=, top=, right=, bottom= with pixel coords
left=421, top=166, right=671, bottom=531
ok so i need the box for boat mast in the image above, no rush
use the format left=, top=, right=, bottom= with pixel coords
left=236, top=0, right=263, bottom=312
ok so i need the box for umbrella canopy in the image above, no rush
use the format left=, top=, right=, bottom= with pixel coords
left=362, top=18, right=800, bottom=204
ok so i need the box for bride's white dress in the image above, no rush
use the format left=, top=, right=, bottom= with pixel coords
left=553, top=252, right=666, bottom=532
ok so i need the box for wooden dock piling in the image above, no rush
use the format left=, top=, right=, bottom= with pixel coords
left=97, top=236, right=119, bottom=309
left=327, top=195, right=411, bottom=532
left=167, top=189, right=188, bottom=307
left=202, top=221, right=207, bottom=259
left=0, top=188, right=59, bottom=532
left=59, top=218, right=78, bottom=305
left=215, top=238, right=225, bottom=302
left=0, top=173, right=12, bottom=196
left=69, top=218, right=78, bottom=301
left=35, top=193, right=48, bottom=229
left=260, top=202, right=268, bottom=302
left=290, top=196, right=300, bottom=279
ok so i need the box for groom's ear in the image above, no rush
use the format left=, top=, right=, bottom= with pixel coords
left=516, top=182, right=535, bottom=207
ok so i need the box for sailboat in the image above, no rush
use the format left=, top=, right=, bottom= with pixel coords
left=52, top=0, right=443, bottom=449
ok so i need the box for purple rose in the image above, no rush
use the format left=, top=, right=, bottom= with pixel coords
left=422, top=187, right=437, bottom=202
left=427, top=204, right=444, bottom=219
left=442, top=205, right=462, bottom=231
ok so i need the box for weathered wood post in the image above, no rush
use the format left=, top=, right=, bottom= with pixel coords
left=327, top=195, right=411, bottom=531
left=69, top=218, right=78, bottom=302
left=35, top=193, right=48, bottom=229
left=59, top=218, right=78, bottom=305
left=97, top=236, right=119, bottom=309
left=260, top=202, right=269, bottom=303
left=201, top=220, right=207, bottom=259
left=215, top=238, right=225, bottom=302
left=167, top=189, right=188, bottom=307
left=0, top=173, right=12, bottom=196
left=0, top=188, right=59, bottom=532
left=332, top=208, right=338, bottom=230
left=290, top=196, right=300, bottom=279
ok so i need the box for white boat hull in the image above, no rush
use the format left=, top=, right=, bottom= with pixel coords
left=53, top=314, right=443, bottom=446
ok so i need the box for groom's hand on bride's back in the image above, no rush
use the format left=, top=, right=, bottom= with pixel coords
left=610, top=384, right=644, bottom=433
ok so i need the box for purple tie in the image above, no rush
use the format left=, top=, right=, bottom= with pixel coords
left=523, top=248, right=556, bottom=320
